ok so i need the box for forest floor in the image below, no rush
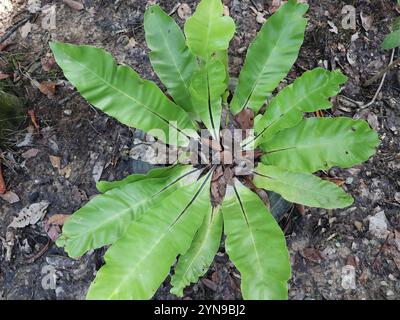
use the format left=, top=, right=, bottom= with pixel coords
left=0, top=0, right=399, bottom=300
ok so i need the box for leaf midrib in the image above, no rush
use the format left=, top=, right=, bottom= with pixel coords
left=267, top=138, right=363, bottom=154
left=256, top=77, right=334, bottom=138
left=106, top=174, right=212, bottom=299
left=173, top=210, right=215, bottom=289
left=59, top=49, right=189, bottom=137
left=239, top=10, right=304, bottom=111
left=253, top=170, right=342, bottom=202
left=155, top=20, right=192, bottom=102
left=65, top=168, right=196, bottom=245
left=234, top=189, right=264, bottom=282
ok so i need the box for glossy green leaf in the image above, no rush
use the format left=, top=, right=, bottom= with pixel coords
left=382, top=17, right=400, bottom=50
left=230, top=0, right=308, bottom=114
left=253, top=164, right=353, bottom=209
left=86, top=171, right=213, bottom=299
left=215, top=50, right=230, bottom=86
left=50, top=42, right=197, bottom=146
left=170, top=207, right=222, bottom=296
left=184, top=0, right=235, bottom=58
left=144, top=6, right=197, bottom=112
left=382, top=30, right=400, bottom=50
left=96, top=165, right=174, bottom=193
left=261, top=117, right=380, bottom=172
left=190, top=60, right=226, bottom=140
left=57, top=166, right=201, bottom=258
left=222, top=181, right=290, bottom=300
left=252, top=68, right=347, bottom=146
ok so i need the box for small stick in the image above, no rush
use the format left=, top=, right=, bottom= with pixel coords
left=249, top=0, right=262, bottom=12
left=57, top=91, right=79, bottom=106
left=364, top=56, right=400, bottom=87
left=0, top=15, right=32, bottom=44
left=372, top=233, right=390, bottom=268
left=27, top=109, right=40, bottom=131
left=0, top=162, right=6, bottom=194
left=359, top=49, right=396, bottom=110
left=168, top=2, right=182, bottom=16
left=25, top=240, right=51, bottom=264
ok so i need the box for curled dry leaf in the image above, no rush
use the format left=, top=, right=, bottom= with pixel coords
left=328, top=21, right=338, bottom=34
left=92, top=160, right=105, bottom=182
left=21, top=148, right=40, bottom=159
left=211, top=166, right=227, bottom=207
left=16, top=132, right=34, bottom=147
left=38, top=81, right=56, bottom=97
left=27, top=0, right=42, bottom=13
left=49, top=155, right=61, bottom=169
left=45, top=214, right=71, bottom=241
left=234, top=108, right=254, bottom=131
left=20, top=21, right=32, bottom=39
left=177, top=3, right=192, bottom=20
left=249, top=6, right=266, bottom=24
left=300, top=247, right=323, bottom=264
left=0, top=43, right=13, bottom=51
left=46, top=225, right=61, bottom=241
left=271, top=0, right=283, bottom=12
left=360, top=12, right=373, bottom=32
left=322, top=176, right=345, bottom=186
left=201, top=278, right=217, bottom=291
left=346, top=255, right=357, bottom=268
left=296, top=204, right=305, bottom=216
left=47, top=214, right=71, bottom=226
left=346, top=50, right=357, bottom=66
left=395, top=192, right=400, bottom=204
left=125, top=37, right=137, bottom=49
left=0, top=163, right=5, bottom=194
left=8, top=201, right=49, bottom=229
left=59, top=164, right=72, bottom=178
left=27, top=109, right=40, bottom=130
left=0, top=191, right=20, bottom=204
left=223, top=5, right=230, bottom=17
left=0, top=73, right=10, bottom=80
left=62, top=0, right=84, bottom=11
left=256, top=13, right=266, bottom=24
left=341, top=265, right=356, bottom=289
left=41, top=54, right=56, bottom=72
left=4, top=229, right=16, bottom=261
left=394, top=230, right=400, bottom=252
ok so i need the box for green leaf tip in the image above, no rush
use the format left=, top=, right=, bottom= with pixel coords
left=253, top=164, right=354, bottom=209
left=50, top=42, right=198, bottom=147
left=230, top=0, right=308, bottom=114
left=261, top=117, right=380, bottom=173
left=170, top=207, right=223, bottom=296
left=184, top=0, right=236, bottom=58
left=144, top=4, right=197, bottom=113
left=253, top=67, right=348, bottom=145
left=222, top=181, right=291, bottom=300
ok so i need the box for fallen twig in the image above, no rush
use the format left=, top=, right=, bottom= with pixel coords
left=359, top=48, right=396, bottom=110
left=57, top=91, right=79, bottom=106
left=28, top=109, right=40, bottom=131
left=364, top=56, right=400, bottom=87
left=0, top=15, right=33, bottom=44
left=249, top=0, right=263, bottom=11
left=372, top=233, right=390, bottom=269
left=0, top=161, right=6, bottom=194
left=25, top=239, right=51, bottom=264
